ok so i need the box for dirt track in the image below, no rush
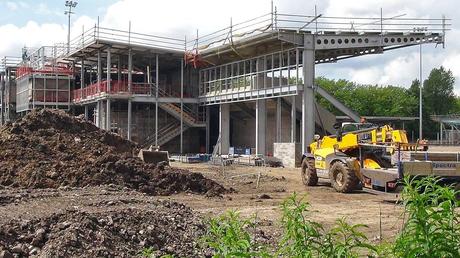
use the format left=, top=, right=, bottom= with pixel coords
left=166, top=163, right=404, bottom=243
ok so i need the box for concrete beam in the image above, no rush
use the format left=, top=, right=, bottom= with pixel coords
left=256, top=99, right=266, bottom=155
left=302, top=35, right=315, bottom=153
left=219, top=103, right=230, bottom=155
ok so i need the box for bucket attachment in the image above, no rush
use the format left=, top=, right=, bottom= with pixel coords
left=138, top=146, right=170, bottom=166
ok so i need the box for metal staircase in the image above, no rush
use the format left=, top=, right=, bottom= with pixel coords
left=141, top=121, right=190, bottom=148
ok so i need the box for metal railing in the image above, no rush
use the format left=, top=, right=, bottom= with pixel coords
left=186, top=10, right=451, bottom=53
left=59, top=25, right=186, bottom=58
left=0, top=56, right=22, bottom=72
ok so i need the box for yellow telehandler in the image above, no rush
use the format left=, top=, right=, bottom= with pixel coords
left=301, top=122, right=459, bottom=193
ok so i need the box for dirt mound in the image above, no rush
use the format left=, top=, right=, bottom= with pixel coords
left=0, top=201, right=207, bottom=257
left=0, top=109, right=226, bottom=196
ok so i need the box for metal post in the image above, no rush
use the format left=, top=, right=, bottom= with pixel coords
left=276, top=98, right=282, bottom=142
left=127, top=100, right=132, bottom=140
left=117, top=56, right=122, bottom=82
left=155, top=54, right=159, bottom=146
left=84, top=105, right=88, bottom=120
left=440, top=122, right=443, bottom=144
left=1, top=75, right=4, bottom=125
left=97, top=50, right=102, bottom=92
left=128, top=49, right=132, bottom=92
left=127, top=48, right=133, bottom=140
left=256, top=99, right=266, bottom=155
left=206, top=106, right=210, bottom=153
left=419, top=43, right=423, bottom=140
left=107, top=48, right=111, bottom=92
left=302, top=35, right=315, bottom=153
left=291, top=95, right=296, bottom=142
left=180, top=57, right=184, bottom=154
left=106, top=48, right=111, bottom=131
left=80, top=59, right=84, bottom=89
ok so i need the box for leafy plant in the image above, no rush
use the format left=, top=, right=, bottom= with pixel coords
left=277, top=193, right=376, bottom=257
left=201, top=210, right=269, bottom=258
left=393, top=176, right=460, bottom=258
left=139, top=247, right=154, bottom=257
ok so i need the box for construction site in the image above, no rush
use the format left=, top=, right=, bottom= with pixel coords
left=1, top=2, right=460, bottom=257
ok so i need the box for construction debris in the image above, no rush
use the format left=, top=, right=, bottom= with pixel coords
left=0, top=201, right=207, bottom=257
left=0, top=109, right=226, bottom=196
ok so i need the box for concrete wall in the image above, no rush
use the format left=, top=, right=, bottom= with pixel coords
left=273, top=142, right=302, bottom=168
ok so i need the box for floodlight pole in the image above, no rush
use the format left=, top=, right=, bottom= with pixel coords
left=65, top=1, right=78, bottom=54
left=419, top=43, right=423, bottom=140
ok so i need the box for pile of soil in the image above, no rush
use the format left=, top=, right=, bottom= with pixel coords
left=0, top=109, right=226, bottom=196
left=0, top=201, right=207, bottom=257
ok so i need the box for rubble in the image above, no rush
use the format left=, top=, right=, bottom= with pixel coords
left=0, top=201, right=206, bottom=257
left=0, top=109, right=226, bottom=196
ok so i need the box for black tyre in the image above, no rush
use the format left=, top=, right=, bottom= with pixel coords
left=329, top=161, right=359, bottom=193
left=301, top=158, right=318, bottom=186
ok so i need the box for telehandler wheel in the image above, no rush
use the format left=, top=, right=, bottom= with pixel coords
left=301, top=158, right=318, bottom=186
left=329, top=161, right=358, bottom=193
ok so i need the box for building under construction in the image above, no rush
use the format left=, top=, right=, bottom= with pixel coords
left=0, top=8, right=449, bottom=163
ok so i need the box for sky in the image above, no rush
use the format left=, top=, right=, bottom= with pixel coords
left=0, top=0, right=458, bottom=93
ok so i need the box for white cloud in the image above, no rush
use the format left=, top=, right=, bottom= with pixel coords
left=5, top=1, right=18, bottom=11
left=0, top=0, right=458, bottom=93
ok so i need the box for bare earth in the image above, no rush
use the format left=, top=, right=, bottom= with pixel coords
left=0, top=162, right=404, bottom=247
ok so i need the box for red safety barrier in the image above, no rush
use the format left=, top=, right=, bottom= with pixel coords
left=17, top=65, right=73, bottom=79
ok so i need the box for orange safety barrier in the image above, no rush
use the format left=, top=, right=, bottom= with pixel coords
left=17, top=65, right=73, bottom=79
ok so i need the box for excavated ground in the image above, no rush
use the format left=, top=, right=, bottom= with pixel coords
left=0, top=109, right=226, bottom=196
left=0, top=109, right=230, bottom=257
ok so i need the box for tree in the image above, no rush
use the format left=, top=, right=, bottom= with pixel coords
left=408, top=66, right=456, bottom=139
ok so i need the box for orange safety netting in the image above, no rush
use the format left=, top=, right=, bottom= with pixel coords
left=184, top=50, right=207, bottom=69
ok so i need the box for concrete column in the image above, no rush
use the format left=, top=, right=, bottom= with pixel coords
left=256, top=99, right=266, bottom=155
left=206, top=106, right=210, bottom=153
left=276, top=98, right=282, bottom=142
left=127, top=100, right=132, bottom=140
left=219, top=103, right=230, bottom=155
left=80, top=59, right=85, bottom=89
left=291, top=95, right=296, bottom=143
left=301, top=35, right=315, bottom=153
left=84, top=105, right=88, bottom=120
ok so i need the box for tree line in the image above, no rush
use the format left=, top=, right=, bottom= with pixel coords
left=316, top=66, right=458, bottom=139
